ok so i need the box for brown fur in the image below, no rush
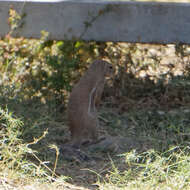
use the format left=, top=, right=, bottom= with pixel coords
left=67, top=60, right=113, bottom=147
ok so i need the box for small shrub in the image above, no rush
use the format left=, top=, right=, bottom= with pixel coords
left=0, top=107, right=52, bottom=180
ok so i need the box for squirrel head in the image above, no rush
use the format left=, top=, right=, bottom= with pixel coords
left=90, top=60, right=114, bottom=78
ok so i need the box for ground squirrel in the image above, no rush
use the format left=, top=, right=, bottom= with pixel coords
left=68, top=60, right=113, bottom=148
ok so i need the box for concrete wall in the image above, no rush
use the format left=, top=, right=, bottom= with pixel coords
left=0, top=0, right=190, bottom=44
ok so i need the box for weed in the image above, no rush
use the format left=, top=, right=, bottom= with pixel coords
left=97, top=147, right=190, bottom=190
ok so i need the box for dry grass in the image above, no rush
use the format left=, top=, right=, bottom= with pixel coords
left=0, top=37, right=190, bottom=189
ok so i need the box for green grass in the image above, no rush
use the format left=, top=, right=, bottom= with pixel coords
left=0, top=36, right=190, bottom=189
left=0, top=106, right=72, bottom=189
left=1, top=103, right=190, bottom=189
left=97, top=146, right=190, bottom=189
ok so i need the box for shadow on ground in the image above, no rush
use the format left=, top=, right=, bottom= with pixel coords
left=1, top=71, right=190, bottom=189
